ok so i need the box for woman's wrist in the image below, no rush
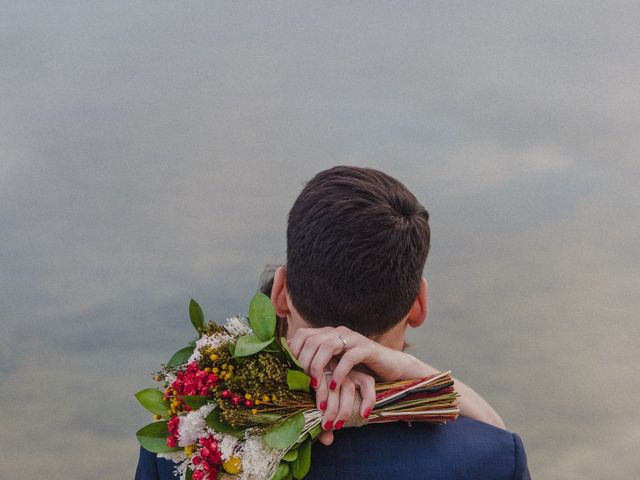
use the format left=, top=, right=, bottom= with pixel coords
left=392, top=350, right=440, bottom=380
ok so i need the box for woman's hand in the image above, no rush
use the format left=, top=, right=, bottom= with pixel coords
left=314, top=365, right=376, bottom=446
left=288, top=325, right=402, bottom=445
left=288, top=325, right=507, bottom=431
left=288, top=326, right=415, bottom=391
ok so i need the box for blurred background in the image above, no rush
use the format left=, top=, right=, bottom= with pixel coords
left=2, top=2, right=639, bottom=478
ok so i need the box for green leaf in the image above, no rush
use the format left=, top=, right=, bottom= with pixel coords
left=185, top=468, right=194, bottom=480
left=308, top=423, right=323, bottom=440
left=251, top=413, right=283, bottom=425
left=135, top=389, right=170, bottom=417
left=167, top=345, right=195, bottom=368
left=280, top=337, right=303, bottom=369
left=293, top=433, right=309, bottom=447
left=283, top=448, right=299, bottom=462
left=264, top=412, right=305, bottom=450
left=136, top=421, right=181, bottom=454
left=179, top=395, right=209, bottom=410
left=205, top=408, right=245, bottom=439
left=233, top=334, right=274, bottom=357
left=189, top=298, right=205, bottom=332
left=292, top=439, right=312, bottom=479
left=286, top=369, right=311, bottom=392
left=249, top=291, right=277, bottom=341
left=228, top=342, right=235, bottom=356
left=272, top=463, right=290, bottom=480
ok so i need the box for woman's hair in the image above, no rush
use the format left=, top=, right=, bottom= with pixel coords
left=284, top=166, right=430, bottom=337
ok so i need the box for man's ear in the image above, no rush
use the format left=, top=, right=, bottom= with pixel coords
left=271, top=266, right=291, bottom=317
left=407, top=278, right=428, bottom=328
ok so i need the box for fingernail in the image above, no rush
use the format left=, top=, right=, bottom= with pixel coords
left=323, top=420, right=333, bottom=431
left=334, top=420, right=345, bottom=430
left=363, top=408, right=371, bottom=419
left=310, top=376, right=318, bottom=388
left=329, top=380, right=337, bottom=390
left=319, top=401, right=327, bottom=411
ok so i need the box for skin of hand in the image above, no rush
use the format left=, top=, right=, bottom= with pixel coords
left=309, top=358, right=376, bottom=446
left=288, top=325, right=506, bottom=443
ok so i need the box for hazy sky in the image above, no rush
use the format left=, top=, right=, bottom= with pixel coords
left=2, top=2, right=639, bottom=478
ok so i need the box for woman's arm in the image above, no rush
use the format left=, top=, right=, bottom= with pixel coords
left=288, top=326, right=506, bottom=430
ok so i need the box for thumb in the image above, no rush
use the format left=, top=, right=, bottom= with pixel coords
left=318, top=430, right=334, bottom=446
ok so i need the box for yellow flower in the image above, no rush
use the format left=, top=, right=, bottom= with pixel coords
left=210, top=353, right=219, bottom=361
left=223, top=456, right=243, bottom=474
left=244, top=394, right=253, bottom=400
left=184, top=444, right=196, bottom=457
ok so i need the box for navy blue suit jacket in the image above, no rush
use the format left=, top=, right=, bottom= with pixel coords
left=136, top=417, right=530, bottom=479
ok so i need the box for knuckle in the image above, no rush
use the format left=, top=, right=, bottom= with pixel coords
left=305, top=336, right=319, bottom=350
left=342, top=350, right=357, bottom=363
left=310, top=359, right=326, bottom=375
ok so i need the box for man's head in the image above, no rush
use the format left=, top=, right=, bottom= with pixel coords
left=272, top=166, right=430, bottom=342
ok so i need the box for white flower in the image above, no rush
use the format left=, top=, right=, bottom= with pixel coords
left=157, top=451, right=187, bottom=463
left=238, top=431, right=281, bottom=480
left=187, top=316, right=253, bottom=363
left=156, top=452, right=188, bottom=480
left=177, top=403, right=216, bottom=447
left=172, top=459, right=189, bottom=480
left=216, top=432, right=240, bottom=462
left=187, top=332, right=233, bottom=363
left=164, top=372, right=177, bottom=385
left=224, top=315, right=252, bottom=337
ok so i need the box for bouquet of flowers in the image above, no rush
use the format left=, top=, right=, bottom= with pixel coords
left=135, top=292, right=459, bottom=480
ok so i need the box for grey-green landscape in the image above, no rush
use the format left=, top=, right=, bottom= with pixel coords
left=2, top=2, right=639, bottom=478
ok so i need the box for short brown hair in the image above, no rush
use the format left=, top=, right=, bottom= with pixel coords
left=286, top=166, right=430, bottom=337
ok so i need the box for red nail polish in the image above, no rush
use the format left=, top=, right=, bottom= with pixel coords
left=319, top=401, right=327, bottom=411
left=363, top=408, right=371, bottom=419
left=323, top=420, right=333, bottom=431
left=334, top=420, right=345, bottom=430
left=310, top=376, right=318, bottom=388
left=329, top=380, right=337, bottom=390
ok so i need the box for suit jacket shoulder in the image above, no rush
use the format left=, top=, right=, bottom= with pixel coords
left=135, top=418, right=531, bottom=479
left=306, top=417, right=531, bottom=480
left=135, top=447, right=178, bottom=480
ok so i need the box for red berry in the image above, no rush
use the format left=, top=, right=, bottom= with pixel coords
left=192, top=470, right=204, bottom=480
